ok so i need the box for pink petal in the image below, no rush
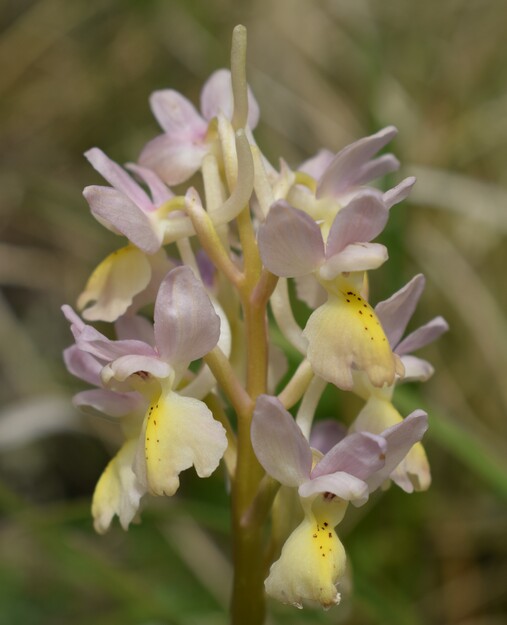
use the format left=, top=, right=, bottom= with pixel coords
left=353, top=153, right=400, bottom=186
left=320, top=242, right=388, bottom=280
left=399, top=355, right=434, bottom=382
left=383, top=176, right=416, bottom=209
left=104, top=354, right=171, bottom=382
left=126, top=163, right=174, bottom=207
left=298, top=472, right=369, bottom=505
left=366, top=410, right=428, bottom=492
left=200, top=68, right=260, bottom=128
left=317, top=126, right=398, bottom=198
left=309, top=419, right=347, bottom=455
left=258, top=201, right=325, bottom=277
left=73, top=389, right=144, bottom=418
left=77, top=325, right=157, bottom=362
left=85, top=148, right=152, bottom=212
left=396, top=316, right=449, bottom=355
left=311, top=432, right=386, bottom=480
left=63, top=345, right=102, bottom=386
left=326, top=192, right=389, bottom=257
left=154, top=266, right=220, bottom=365
left=375, top=274, right=426, bottom=348
left=149, top=89, right=207, bottom=139
left=138, top=133, right=208, bottom=185
left=298, top=149, right=335, bottom=180
left=61, top=305, right=85, bottom=338
left=115, top=315, right=156, bottom=346
left=83, top=186, right=161, bottom=254
left=251, top=395, right=312, bottom=487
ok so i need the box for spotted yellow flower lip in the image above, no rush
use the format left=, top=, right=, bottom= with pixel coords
left=264, top=506, right=347, bottom=609
left=303, top=284, right=403, bottom=391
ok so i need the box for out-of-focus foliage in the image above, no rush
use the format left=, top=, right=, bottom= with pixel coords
left=1, top=1, right=506, bottom=623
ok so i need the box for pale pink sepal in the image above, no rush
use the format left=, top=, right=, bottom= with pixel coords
left=311, top=432, right=386, bottom=480
left=309, top=419, right=347, bottom=455
left=251, top=395, right=312, bottom=487
left=366, top=410, right=428, bottom=492
left=383, top=176, right=416, bottom=209
left=76, top=325, right=157, bottom=362
left=126, top=163, right=173, bottom=207
left=298, top=149, right=334, bottom=180
left=85, top=148, right=152, bottom=211
left=154, top=266, right=220, bottom=365
left=396, top=316, right=449, bottom=355
left=139, top=133, right=208, bottom=186
left=149, top=89, right=208, bottom=139
left=258, top=201, right=324, bottom=277
left=317, top=126, right=398, bottom=198
left=83, top=186, right=161, bottom=254
left=115, top=315, right=156, bottom=346
left=352, top=154, right=400, bottom=187
left=399, top=355, right=434, bottom=383
left=325, top=192, right=389, bottom=258
left=63, top=345, right=102, bottom=386
left=375, top=274, right=426, bottom=348
left=73, top=389, right=143, bottom=418
left=200, top=68, right=260, bottom=128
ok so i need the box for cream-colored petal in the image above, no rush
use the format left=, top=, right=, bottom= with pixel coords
left=143, top=390, right=227, bottom=496
left=77, top=246, right=151, bottom=322
left=265, top=497, right=348, bottom=609
left=303, top=288, right=400, bottom=390
left=91, top=439, right=145, bottom=534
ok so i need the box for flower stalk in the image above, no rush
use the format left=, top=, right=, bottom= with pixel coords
left=61, top=22, right=447, bottom=625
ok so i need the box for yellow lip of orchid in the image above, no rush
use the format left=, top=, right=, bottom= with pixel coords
left=303, top=283, right=404, bottom=391
left=265, top=497, right=348, bottom=609
left=77, top=245, right=151, bottom=323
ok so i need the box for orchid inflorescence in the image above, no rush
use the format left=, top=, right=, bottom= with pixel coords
left=62, top=25, right=448, bottom=623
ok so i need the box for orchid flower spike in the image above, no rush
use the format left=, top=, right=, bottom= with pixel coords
left=251, top=395, right=428, bottom=608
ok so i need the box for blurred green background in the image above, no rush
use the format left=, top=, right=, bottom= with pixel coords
left=1, top=0, right=507, bottom=624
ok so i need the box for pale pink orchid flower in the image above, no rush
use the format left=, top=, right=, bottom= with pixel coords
left=139, top=69, right=259, bottom=185
left=65, top=266, right=228, bottom=500
left=258, top=196, right=404, bottom=390
left=79, top=147, right=176, bottom=323
left=251, top=395, right=428, bottom=608
left=84, top=148, right=174, bottom=255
